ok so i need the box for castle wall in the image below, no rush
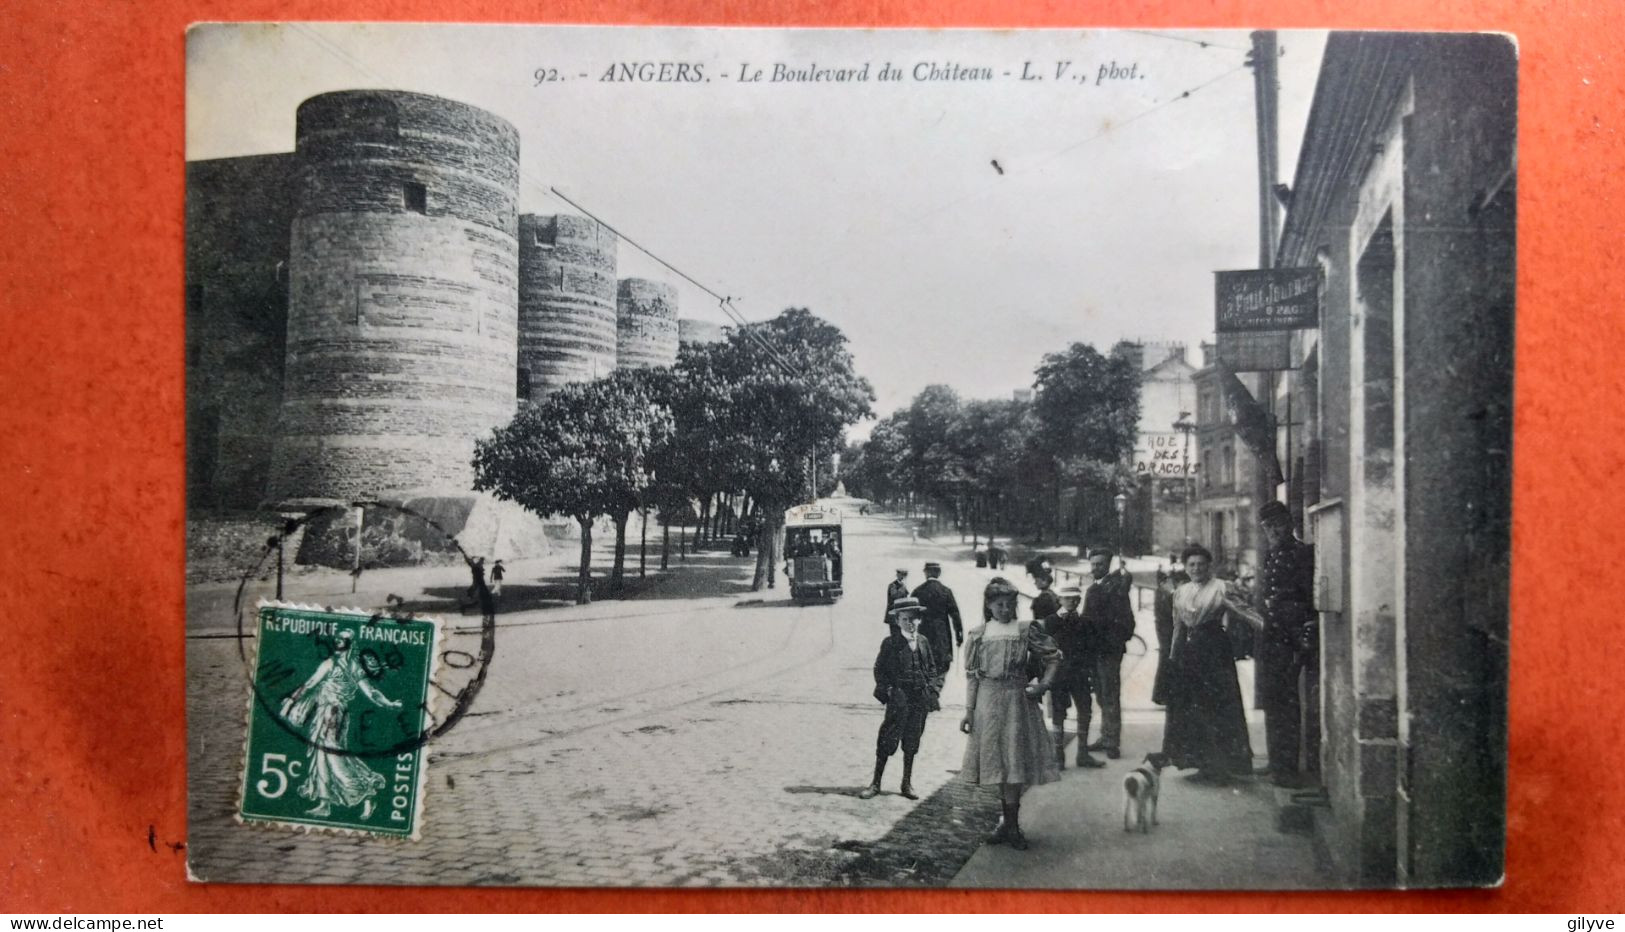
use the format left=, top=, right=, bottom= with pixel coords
left=269, top=90, right=521, bottom=503
left=186, top=153, right=299, bottom=509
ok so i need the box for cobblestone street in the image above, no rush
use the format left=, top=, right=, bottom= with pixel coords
left=188, top=509, right=1015, bottom=887
left=187, top=505, right=1301, bottom=888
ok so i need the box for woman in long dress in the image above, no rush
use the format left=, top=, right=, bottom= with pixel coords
left=1160, top=544, right=1256, bottom=782
left=959, top=577, right=1062, bottom=850
left=280, top=630, right=401, bottom=818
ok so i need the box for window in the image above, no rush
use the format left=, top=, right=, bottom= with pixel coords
left=403, top=182, right=427, bottom=214
left=1221, top=444, right=1235, bottom=485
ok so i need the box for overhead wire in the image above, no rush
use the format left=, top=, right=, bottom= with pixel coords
left=1126, top=29, right=1249, bottom=53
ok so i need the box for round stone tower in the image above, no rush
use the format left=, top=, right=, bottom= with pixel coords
left=269, top=90, right=521, bottom=504
left=517, top=213, right=618, bottom=397
left=615, top=278, right=680, bottom=371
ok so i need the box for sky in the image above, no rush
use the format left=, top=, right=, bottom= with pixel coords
left=187, top=24, right=1327, bottom=437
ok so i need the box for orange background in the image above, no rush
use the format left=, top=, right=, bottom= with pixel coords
left=1, top=0, right=1619, bottom=913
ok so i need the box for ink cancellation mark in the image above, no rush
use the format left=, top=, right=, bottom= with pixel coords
left=236, top=602, right=442, bottom=839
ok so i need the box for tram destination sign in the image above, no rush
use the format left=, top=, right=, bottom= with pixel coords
left=1215, top=267, right=1320, bottom=332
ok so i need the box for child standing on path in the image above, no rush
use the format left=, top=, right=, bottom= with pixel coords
left=860, top=598, right=943, bottom=800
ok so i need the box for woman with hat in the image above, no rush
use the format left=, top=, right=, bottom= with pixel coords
left=958, top=576, right=1063, bottom=849
left=861, top=597, right=942, bottom=800
left=1159, top=543, right=1257, bottom=782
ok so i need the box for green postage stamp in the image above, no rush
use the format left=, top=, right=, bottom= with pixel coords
left=238, top=602, right=442, bottom=839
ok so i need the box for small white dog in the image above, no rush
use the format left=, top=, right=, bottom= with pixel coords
left=1122, top=752, right=1171, bottom=833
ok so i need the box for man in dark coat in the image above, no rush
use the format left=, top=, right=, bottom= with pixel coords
left=1255, top=500, right=1316, bottom=785
left=883, top=568, right=910, bottom=626
left=911, top=562, right=963, bottom=672
left=1081, top=546, right=1136, bottom=759
left=1043, top=585, right=1105, bottom=769
left=860, top=598, right=943, bottom=800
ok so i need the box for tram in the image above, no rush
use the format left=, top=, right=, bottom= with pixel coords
left=782, top=503, right=844, bottom=603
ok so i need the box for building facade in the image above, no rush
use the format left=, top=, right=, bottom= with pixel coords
left=1271, top=32, right=1514, bottom=886
left=1191, top=343, right=1261, bottom=576
left=1117, top=341, right=1200, bottom=556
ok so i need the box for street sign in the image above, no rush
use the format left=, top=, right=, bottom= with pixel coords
left=1133, top=431, right=1197, bottom=478
left=1215, top=267, right=1320, bottom=332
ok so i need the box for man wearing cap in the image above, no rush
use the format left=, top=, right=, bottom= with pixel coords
left=1255, top=500, right=1316, bottom=786
left=861, top=597, right=943, bottom=800
left=1081, top=546, right=1136, bottom=759
left=911, top=562, right=964, bottom=672
left=883, top=568, right=910, bottom=627
left=1043, top=584, right=1105, bottom=769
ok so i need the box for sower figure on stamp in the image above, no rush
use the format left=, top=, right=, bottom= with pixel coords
left=911, top=561, right=964, bottom=672
left=883, top=568, right=910, bottom=627
left=280, top=630, right=402, bottom=819
left=1044, top=585, right=1106, bottom=769
left=860, top=597, right=943, bottom=800
left=1254, top=501, right=1316, bottom=786
left=1081, top=546, right=1136, bottom=760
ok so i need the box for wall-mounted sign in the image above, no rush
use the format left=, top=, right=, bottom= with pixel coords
left=1217, top=331, right=1293, bottom=372
left=1215, top=268, right=1320, bottom=333
left=1133, top=431, right=1198, bottom=478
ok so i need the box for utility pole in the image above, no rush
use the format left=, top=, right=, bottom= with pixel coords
left=1248, top=29, right=1283, bottom=556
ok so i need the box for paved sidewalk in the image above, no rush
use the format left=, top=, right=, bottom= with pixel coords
left=950, top=721, right=1325, bottom=889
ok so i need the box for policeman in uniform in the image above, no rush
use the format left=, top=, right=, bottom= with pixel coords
left=883, top=568, right=910, bottom=627
left=860, top=597, right=943, bottom=800
left=911, top=562, right=964, bottom=671
left=1043, top=584, right=1105, bottom=769
left=1255, top=500, right=1316, bottom=786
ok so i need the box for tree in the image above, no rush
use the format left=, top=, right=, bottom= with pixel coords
left=677, top=308, right=873, bottom=590
left=472, top=373, right=674, bottom=604
left=1031, top=342, right=1141, bottom=546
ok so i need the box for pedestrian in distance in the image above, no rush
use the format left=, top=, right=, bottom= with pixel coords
left=1254, top=500, right=1316, bottom=787
left=1043, top=584, right=1105, bottom=769
left=489, top=559, right=505, bottom=600
left=959, top=577, right=1063, bottom=850
left=986, top=540, right=1007, bottom=570
left=883, top=568, right=910, bottom=627
left=1081, top=546, right=1136, bottom=760
left=1159, top=544, right=1258, bottom=783
left=860, top=598, right=943, bottom=800
left=910, top=561, right=964, bottom=672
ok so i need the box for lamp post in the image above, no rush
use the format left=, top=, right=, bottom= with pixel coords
left=1114, top=490, right=1128, bottom=554
left=1173, top=412, right=1196, bottom=546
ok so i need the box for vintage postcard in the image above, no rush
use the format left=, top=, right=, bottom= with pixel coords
left=186, top=24, right=1514, bottom=888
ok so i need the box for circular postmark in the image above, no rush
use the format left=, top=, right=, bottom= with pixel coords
left=228, top=500, right=497, bottom=759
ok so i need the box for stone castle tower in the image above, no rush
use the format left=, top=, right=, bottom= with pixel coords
left=517, top=213, right=619, bottom=397
left=615, top=277, right=680, bottom=370
left=268, top=90, right=522, bottom=504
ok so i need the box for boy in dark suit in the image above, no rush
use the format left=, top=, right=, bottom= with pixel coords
left=860, top=598, right=943, bottom=800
